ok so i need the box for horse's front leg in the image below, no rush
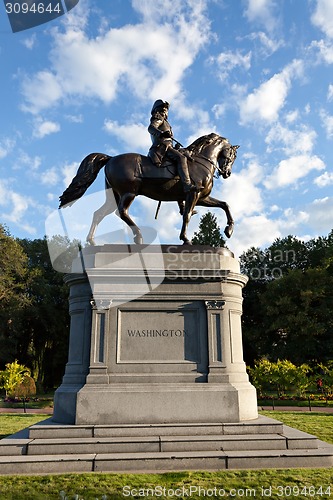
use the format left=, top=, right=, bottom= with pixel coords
left=196, top=196, right=234, bottom=238
left=180, top=193, right=199, bottom=244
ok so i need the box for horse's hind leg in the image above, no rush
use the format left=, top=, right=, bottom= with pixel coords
left=86, top=187, right=118, bottom=245
left=117, top=193, right=143, bottom=244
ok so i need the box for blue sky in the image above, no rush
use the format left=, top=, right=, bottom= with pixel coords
left=1, top=0, right=333, bottom=256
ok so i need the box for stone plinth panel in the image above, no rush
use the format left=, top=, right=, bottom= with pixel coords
left=53, top=245, right=258, bottom=425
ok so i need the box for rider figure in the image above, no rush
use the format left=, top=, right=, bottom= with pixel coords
left=148, top=100, right=196, bottom=193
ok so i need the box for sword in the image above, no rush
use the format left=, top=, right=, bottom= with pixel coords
left=172, top=138, right=184, bottom=148
left=155, top=200, right=162, bottom=220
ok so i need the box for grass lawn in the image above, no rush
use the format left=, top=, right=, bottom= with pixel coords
left=261, top=410, right=333, bottom=444
left=0, top=412, right=332, bottom=499
left=0, top=414, right=51, bottom=440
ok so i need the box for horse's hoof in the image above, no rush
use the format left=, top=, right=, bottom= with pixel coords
left=86, top=237, right=96, bottom=246
left=134, top=235, right=143, bottom=245
left=182, top=240, right=192, bottom=245
left=224, top=224, right=234, bottom=238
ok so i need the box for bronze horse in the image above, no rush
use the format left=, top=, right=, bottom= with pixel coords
left=59, top=133, right=239, bottom=245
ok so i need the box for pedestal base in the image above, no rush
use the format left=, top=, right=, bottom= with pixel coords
left=54, top=245, right=258, bottom=425
left=73, top=382, right=257, bottom=425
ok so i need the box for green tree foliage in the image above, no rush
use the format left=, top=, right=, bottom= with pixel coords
left=0, top=360, right=30, bottom=397
left=249, top=359, right=310, bottom=398
left=0, top=229, right=71, bottom=390
left=241, top=230, right=333, bottom=365
left=258, top=267, right=333, bottom=364
left=0, top=225, right=31, bottom=365
left=17, top=237, right=71, bottom=389
left=191, top=212, right=226, bottom=247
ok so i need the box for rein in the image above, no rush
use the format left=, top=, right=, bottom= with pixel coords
left=195, top=153, right=225, bottom=178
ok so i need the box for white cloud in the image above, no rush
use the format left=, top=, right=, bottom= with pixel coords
left=311, top=0, right=333, bottom=39
left=61, top=162, right=80, bottom=188
left=212, top=103, right=226, bottom=119
left=230, top=215, right=281, bottom=257
left=21, top=71, right=63, bottom=114
left=282, top=208, right=309, bottom=228
left=21, top=0, right=211, bottom=115
left=104, top=120, right=150, bottom=152
left=210, top=50, right=252, bottom=81
left=285, top=110, right=299, bottom=123
left=320, top=109, right=333, bottom=138
left=0, top=138, right=15, bottom=160
left=65, top=114, right=84, bottom=123
left=307, top=196, right=333, bottom=233
left=328, top=84, right=333, bottom=101
left=243, top=0, right=279, bottom=32
left=310, top=39, right=333, bottom=64
left=315, top=171, right=333, bottom=187
left=136, top=196, right=181, bottom=242
left=240, top=60, right=303, bottom=124
left=0, top=180, right=36, bottom=234
left=219, top=159, right=264, bottom=220
left=245, top=31, right=283, bottom=56
left=40, top=167, right=59, bottom=186
left=33, top=119, right=61, bottom=138
left=18, top=152, right=42, bottom=171
left=22, top=34, right=37, bottom=50
left=265, top=123, right=317, bottom=155
left=264, top=154, right=325, bottom=189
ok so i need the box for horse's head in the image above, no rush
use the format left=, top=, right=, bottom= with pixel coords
left=186, top=133, right=239, bottom=179
left=218, top=143, right=239, bottom=179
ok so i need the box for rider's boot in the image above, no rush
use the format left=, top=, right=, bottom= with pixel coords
left=178, top=164, right=196, bottom=192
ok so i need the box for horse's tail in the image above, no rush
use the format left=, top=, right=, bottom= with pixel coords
left=59, top=153, right=111, bottom=208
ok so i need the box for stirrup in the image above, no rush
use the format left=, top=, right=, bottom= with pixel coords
left=184, top=183, right=197, bottom=193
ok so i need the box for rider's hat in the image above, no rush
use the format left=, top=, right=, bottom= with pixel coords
left=151, top=99, right=169, bottom=114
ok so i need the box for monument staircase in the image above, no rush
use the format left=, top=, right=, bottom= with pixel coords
left=1, top=415, right=333, bottom=474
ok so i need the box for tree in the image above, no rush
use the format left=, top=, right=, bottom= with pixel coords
left=240, top=236, right=310, bottom=280
left=0, top=225, right=31, bottom=366
left=191, top=212, right=226, bottom=247
left=17, top=237, right=71, bottom=389
left=240, top=230, right=333, bottom=365
left=249, top=359, right=310, bottom=398
left=0, top=360, right=30, bottom=397
left=258, top=266, right=333, bottom=364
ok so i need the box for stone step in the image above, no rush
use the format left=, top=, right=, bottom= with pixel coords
left=28, top=415, right=283, bottom=439
left=1, top=444, right=333, bottom=475
left=26, top=434, right=288, bottom=456
left=1, top=416, right=332, bottom=474
left=0, top=425, right=319, bottom=458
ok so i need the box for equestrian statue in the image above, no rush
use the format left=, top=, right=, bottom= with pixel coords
left=59, top=100, right=239, bottom=245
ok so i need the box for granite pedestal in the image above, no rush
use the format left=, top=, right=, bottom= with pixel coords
left=53, top=245, right=258, bottom=425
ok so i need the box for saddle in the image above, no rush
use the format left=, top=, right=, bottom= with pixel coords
left=135, top=154, right=179, bottom=180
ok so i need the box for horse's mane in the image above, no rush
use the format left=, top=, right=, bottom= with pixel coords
left=186, top=133, right=226, bottom=155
